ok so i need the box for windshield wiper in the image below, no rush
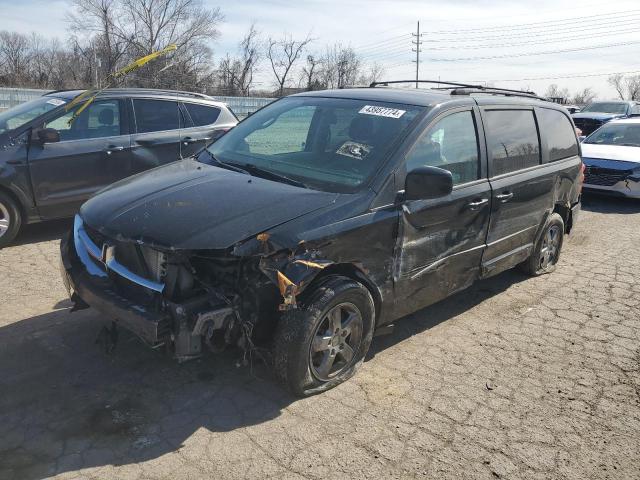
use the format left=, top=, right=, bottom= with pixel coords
left=204, top=150, right=250, bottom=175
left=227, top=162, right=308, bottom=189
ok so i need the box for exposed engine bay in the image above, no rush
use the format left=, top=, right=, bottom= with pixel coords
left=61, top=214, right=333, bottom=362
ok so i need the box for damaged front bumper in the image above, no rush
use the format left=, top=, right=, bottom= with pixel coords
left=60, top=215, right=234, bottom=358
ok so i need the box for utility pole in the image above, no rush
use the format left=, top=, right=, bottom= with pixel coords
left=411, top=21, right=423, bottom=88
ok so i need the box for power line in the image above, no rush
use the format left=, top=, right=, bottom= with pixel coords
left=425, top=8, right=640, bottom=34
left=422, top=16, right=640, bottom=43
left=430, top=40, right=640, bottom=62
left=425, top=25, right=640, bottom=51
left=483, top=69, right=640, bottom=83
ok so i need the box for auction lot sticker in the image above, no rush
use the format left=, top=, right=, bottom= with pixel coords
left=359, top=105, right=406, bottom=119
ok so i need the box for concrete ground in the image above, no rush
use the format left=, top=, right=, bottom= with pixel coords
left=0, top=195, right=639, bottom=480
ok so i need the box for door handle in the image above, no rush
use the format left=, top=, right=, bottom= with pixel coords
left=105, top=145, right=125, bottom=155
left=467, top=198, right=489, bottom=210
left=495, top=192, right=514, bottom=202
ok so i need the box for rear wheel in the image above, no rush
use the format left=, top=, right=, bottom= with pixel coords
left=0, top=191, right=22, bottom=248
left=273, top=276, right=375, bottom=396
left=521, top=212, right=564, bottom=276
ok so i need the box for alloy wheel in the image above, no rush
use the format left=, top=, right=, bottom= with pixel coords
left=539, top=224, right=561, bottom=270
left=0, top=203, right=10, bottom=239
left=309, top=302, right=363, bottom=381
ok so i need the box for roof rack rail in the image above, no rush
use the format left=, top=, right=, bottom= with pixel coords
left=45, top=87, right=211, bottom=100
left=369, top=79, right=546, bottom=101
left=370, top=80, right=483, bottom=89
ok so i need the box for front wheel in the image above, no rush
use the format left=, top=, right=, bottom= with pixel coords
left=273, top=276, right=375, bottom=397
left=520, top=212, right=564, bottom=276
left=0, top=191, right=22, bottom=248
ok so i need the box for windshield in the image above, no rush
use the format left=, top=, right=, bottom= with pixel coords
left=580, top=102, right=628, bottom=114
left=207, top=96, right=424, bottom=192
left=0, top=96, right=66, bottom=135
left=584, top=123, right=640, bottom=147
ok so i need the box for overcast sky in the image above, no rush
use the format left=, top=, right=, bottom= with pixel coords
left=3, top=0, right=640, bottom=99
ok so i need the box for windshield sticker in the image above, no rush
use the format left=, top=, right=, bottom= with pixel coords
left=46, top=98, right=66, bottom=107
left=337, top=141, right=371, bottom=160
left=359, top=105, right=405, bottom=119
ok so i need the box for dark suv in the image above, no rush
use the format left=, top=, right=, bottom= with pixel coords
left=572, top=100, right=640, bottom=136
left=60, top=81, right=582, bottom=396
left=0, top=88, right=237, bottom=246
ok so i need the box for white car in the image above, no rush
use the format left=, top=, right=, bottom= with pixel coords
left=581, top=118, right=640, bottom=198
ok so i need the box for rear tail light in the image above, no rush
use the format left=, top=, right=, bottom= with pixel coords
left=579, top=162, right=586, bottom=192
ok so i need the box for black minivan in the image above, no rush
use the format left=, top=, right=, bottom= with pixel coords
left=61, top=82, right=582, bottom=396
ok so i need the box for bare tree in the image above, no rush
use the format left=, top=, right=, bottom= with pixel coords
left=572, top=87, right=596, bottom=105
left=626, top=75, right=640, bottom=101
left=67, top=0, right=129, bottom=83
left=608, top=74, right=626, bottom=100
left=0, top=31, right=32, bottom=86
left=357, top=62, right=385, bottom=86
left=266, top=33, right=312, bottom=96
left=544, top=83, right=570, bottom=101
left=300, top=54, right=323, bottom=91
left=217, top=24, right=261, bottom=96
left=320, top=44, right=360, bottom=89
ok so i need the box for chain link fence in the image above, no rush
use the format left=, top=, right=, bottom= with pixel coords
left=0, top=87, right=274, bottom=118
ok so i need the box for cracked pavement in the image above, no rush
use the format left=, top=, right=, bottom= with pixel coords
left=0, top=195, right=639, bottom=480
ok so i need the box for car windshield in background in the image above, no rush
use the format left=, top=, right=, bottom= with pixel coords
left=580, top=102, right=628, bottom=114
left=0, top=96, right=65, bottom=135
left=584, top=123, right=640, bottom=147
left=207, top=97, right=424, bottom=193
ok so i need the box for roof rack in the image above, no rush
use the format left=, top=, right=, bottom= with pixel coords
left=45, top=87, right=211, bottom=100
left=369, top=80, right=546, bottom=101
left=370, top=80, right=483, bottom=89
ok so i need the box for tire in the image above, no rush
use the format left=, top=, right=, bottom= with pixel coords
left=0, top=191, right=22, bottom=248
left=273, top=275, right=375, bottom=397
left=520, top=212, right=564, bottom=276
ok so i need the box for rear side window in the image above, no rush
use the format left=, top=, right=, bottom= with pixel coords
left=537, top=108, right=579, bottom=162
left=184, top=103, right=221, bottom=126
left=484, top=110, right=540, bottom=176
left=133, top=99, right=181, bottom=133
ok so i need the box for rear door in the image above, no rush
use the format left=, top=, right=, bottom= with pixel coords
left=28, top=98, right=131, bottom=219
left=393, top=107, right=492, bottom=316
left=180, top=102, right=225, bottom=156
left=479, top=106, right=580, bottom=276
left=129, top=98, right=184, bottom=173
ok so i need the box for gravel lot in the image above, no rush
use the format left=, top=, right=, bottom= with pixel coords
left=1, top=195, right=639, bottom=480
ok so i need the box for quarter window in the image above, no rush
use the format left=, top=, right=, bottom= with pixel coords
left=537, top=108, right=579, bottom=162
left=184, top=103, right=221, bottom=126
left=485, top=110, right=540, bottom=176
left=406, top=110, right=480, bottom=185
left=133, top=99, right=182, bottom=133
left=45, top=100, right=121, bottom=141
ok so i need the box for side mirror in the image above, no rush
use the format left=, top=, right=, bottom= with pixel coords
left=404, top=166, right=453, bottom=201
left=35, top=128, right=60, bottom=144
left=579, top=136, right=586, bottom=142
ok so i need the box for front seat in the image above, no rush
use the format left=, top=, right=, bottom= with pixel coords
left=95, top=108, right=117, bottom=138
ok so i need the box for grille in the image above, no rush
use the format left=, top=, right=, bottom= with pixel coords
left=584, top=168, right=629, bottom=186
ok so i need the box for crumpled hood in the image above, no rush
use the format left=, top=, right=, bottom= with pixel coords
left=80, top=159, right=338, bottom=250
left=572, top=112, right=625, bottom=121
left=581, top=144, right=640, bottom=164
